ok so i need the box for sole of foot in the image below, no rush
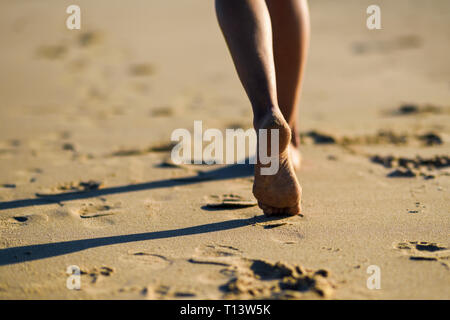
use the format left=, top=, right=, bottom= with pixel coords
left=252, top=110, right=302, bottom=216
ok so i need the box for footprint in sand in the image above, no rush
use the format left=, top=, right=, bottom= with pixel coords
left=197, top=244, right=242, bottom=257
left=396, top=241, right=447, bottom=252
left=68, top=200, right=121, bottom=228
left=119, top=251, right=172, bottom=270
left=136, top=284, right=196, bottom=300
left=395, top=241, right=450, bottom=269
left=188, top=245, right=245, bottom=272
left=189, top=245, right=243, bottom=289
left=109, top=141, right=175, bottom=158
left=13, top=216, right=28, bottom=222
left=189, top=244, right=243, bottom=267
left=219, top=259, right=336, bottom=299
left=262, top=223, right=289, bottom=229
left=262, top=221, right=303, bottom=245
left=80, top=266, right=114, bottom=284
left=387, top=103, right=446, bottom=117
left=36, top=180, right=103, bottom=196
left=371, top=155, right=449, bottom=179
left=204, top=195, right=257, bottom=211
left=189, top=245, right=336, bottom=299
left=0, top=213, right=49, bottom=230
left=77, top=202, right=120, bottom=219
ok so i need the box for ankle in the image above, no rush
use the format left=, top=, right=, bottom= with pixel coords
left=253, top=106, right=284, bottom=130
left=253, top=109, right=292, bottom=153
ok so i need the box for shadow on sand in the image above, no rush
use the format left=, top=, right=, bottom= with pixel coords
left=0, top=215, right=288, bottom=266
left=0, top=162, right=254, bottom=211
left=0, top=162, right=275, bottom=266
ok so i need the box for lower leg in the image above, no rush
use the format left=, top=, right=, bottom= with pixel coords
left=214, top=0, right=278, bottom=125
left=215, top=0, right=302, bottom=215
left=266, top=0, right=310, bottom=148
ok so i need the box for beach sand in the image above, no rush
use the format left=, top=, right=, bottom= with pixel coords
left=0, top=0, right=449, bottom=299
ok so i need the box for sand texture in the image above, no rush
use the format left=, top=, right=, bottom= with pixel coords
left=0, top=0, right=449, bottom=299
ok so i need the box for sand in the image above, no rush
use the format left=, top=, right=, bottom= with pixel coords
left=0, top=0, right=449, bottom=299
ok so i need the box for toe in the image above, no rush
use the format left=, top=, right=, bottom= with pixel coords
left=286, top=203, right=302, bottom=216
left=258, top=202, right=273, bottom=216
left=270, top=207, right=280, bottom=215
left=259, top=201, right=302, bottom=217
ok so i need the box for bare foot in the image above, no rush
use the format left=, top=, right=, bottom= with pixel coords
left=252, top=109, right=302, bottom=216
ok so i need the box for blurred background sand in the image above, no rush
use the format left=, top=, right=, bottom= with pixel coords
left=0, top=0, right=449, bottom=299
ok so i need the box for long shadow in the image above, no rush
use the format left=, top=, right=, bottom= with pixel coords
left=0, top=162, right=253, bottom=211
left=0, top=215, right=285, bottom=266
